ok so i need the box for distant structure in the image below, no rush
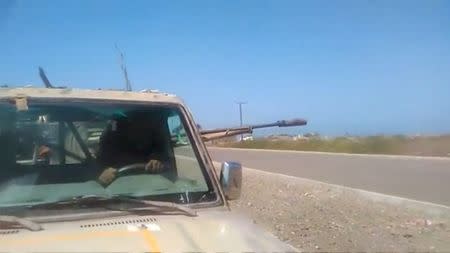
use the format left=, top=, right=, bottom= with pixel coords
left=267, top=134, right=293, bottom=141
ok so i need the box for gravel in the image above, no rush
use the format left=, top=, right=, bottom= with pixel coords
left=227, top=167, right=450, bottom=252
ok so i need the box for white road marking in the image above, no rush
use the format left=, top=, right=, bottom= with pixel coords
left=208, top=147, right=450, bottom=161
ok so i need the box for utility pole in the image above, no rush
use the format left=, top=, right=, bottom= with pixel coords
left=236, top=101, right=247, bottom=141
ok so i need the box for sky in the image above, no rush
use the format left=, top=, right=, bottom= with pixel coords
left=1, top=0, right=450, bottom=136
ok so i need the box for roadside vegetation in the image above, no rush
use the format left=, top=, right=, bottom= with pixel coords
left=216, top=135, right=450, bottom=157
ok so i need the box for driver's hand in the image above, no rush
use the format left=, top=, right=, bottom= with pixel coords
left=38, top=145, right=51, bottom=158
left=98, top=167, right=117, bottom=186
left=145, top=159, right=165, bottom=173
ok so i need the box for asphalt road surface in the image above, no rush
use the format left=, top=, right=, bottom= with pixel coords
left=208, top=147, right=450, bottom=206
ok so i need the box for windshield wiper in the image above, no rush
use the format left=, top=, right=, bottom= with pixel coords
left=0, top=215, right=42, bottom=231
left=28, top=195, right=197, bottom=217
left=109, top=196, right=198, bottom=217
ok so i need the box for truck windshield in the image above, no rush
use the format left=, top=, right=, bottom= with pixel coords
left=0, top=100, right=215, bottom=208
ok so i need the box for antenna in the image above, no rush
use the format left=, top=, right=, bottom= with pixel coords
left=115, top=44, right=132, bottom=91
left=38, top=67, right=54, bottom=88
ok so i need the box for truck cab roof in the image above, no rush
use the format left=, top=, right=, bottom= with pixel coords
left=0, top=87, right=183, bottom=105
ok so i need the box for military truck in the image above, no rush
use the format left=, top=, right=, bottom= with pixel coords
left=0, top=87, right=306, bottom=252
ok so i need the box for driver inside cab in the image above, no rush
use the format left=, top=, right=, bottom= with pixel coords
left=96, top=110, right=171, bottom=186
left=39, top=110, right=171, bottom=187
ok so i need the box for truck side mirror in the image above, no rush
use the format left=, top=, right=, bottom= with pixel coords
left=220, top=161, right=242, bottom=200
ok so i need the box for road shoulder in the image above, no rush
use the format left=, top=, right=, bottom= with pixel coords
left=217, top=163, right=450, bottom=251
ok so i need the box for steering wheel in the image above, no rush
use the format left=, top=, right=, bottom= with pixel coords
left=117, top=163, right=147, bottom=175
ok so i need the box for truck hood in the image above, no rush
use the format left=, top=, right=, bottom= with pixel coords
left=0, top=210, right=296, bottom=252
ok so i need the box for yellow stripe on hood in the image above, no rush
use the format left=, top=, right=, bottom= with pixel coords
left=1, top=229, right=160, bottom=252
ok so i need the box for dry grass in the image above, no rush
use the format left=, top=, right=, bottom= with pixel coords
left=217, top=135, right=450, bottom=157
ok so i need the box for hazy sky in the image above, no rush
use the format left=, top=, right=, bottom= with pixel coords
left=1, top=0, right=449, bottom=136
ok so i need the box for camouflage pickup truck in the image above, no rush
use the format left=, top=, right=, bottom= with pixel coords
left=0, top=87, right=303, bottom=252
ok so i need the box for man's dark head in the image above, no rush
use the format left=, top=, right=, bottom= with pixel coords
left=116, top=110, right=165, bottom=152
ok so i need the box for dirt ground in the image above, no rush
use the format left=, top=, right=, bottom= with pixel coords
left=228, top=168, right=450, bottom=252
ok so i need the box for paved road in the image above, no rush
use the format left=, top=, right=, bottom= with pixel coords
left=208, top=147, right=450, bottom=206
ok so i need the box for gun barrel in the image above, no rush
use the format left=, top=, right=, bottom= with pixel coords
left=200, top=126, right=251, bottom=135
left=201, top=129, right=251, bottom=141
left=199, top=118, right=307, bottom=141
left=251, top=118, right=307, bottom=130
